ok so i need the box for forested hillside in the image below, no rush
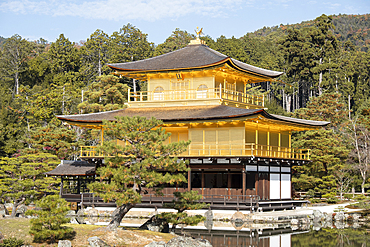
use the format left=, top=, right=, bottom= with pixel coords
left=250, top=14, right=370, bottom=51
left=1, top=14, right=370, bottom=198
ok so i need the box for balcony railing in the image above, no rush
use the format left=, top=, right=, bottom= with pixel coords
left=128, top=88, right=264, bottom=107
left=80, top=143, right=310, bottom=160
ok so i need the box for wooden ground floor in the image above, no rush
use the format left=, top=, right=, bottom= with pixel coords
left=59, top=157, right=306, bottom=211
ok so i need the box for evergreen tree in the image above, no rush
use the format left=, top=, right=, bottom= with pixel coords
left=308, top=14, right=339, bottom=95
left=78, top=75, right=128, bottom=113
left=88, top=116, right=190, bottom=230
left=48, top=34, right=80, bottom=75
left=292, top=93, right=349, bottom=196
left=158, top=191, right=207, bottom=232
left=80, top=29, right=110, bottom=83
left=109, top=24, right=153, bottom=63
left=154, top=28, right=195, bottom=56
left=0, top=151, right=60, bottom=217
left=27, top=123, right=83, bottom=160
left=292, top=129, right=348, bottom=195
left=0, top=84, right=26, bottom=156
left=26, top=195, right=74, bottom=243
left=294, top=92, right=348, bottom=128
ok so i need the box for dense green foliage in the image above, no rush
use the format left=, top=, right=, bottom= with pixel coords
left=158, top=191, right=207, bottom=231
left=26, top=195, right=75, bottom=243
left=0, top=151, right=60, bottom=216
left=0, top=237, right=24, bottom=247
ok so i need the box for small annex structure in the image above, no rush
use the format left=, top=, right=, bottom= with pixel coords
left=51, top=33, right=329, bottom=211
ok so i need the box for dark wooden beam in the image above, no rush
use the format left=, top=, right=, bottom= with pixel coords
left=189, top=164, right=243, bottom=169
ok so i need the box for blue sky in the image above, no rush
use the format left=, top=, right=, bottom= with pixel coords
left=1, top=0, right=369, bottom=45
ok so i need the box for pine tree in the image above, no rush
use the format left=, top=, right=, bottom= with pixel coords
left=87, top=116, right=190, bottom=230
left=80, top=29, right=110, bottom=82
left=26, top=195, right=74, bottom=243
left=294, top=92, right=348, bottom=127
left=308, top=14, right=339, bottom=95
left=158, top=191, right=207, bottom=232
left=109, top=24, right=153, bottom=63
left=78, top=75, right=128, bottom=113
left=292, top=93, right=349, bottom=197
left=154, top=28, right=195, bottom=56
left=27, top=123, right=83, bottom=160
left=48, top=34, right=80, bottom=75
left=0, top=151, right=60, bottom=217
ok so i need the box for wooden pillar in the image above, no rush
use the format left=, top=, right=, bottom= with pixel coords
left=242, top=168, right=246, bottom=197
left=255, top=126, right=259, bottom=156
left=278, top=131, right=281, bottom=158
left=267, top=129, right=270, bottom=157
left=60, top=177, right=64, bottom=197
left=227, top=170, right=231, bottom=198
left=201, top=170, right=205, bottom=196
left=289, top=131, right=292, bottom=158
left=101, top=127, right=104, bottom=145
left=188, top=169, right=191, bottom=191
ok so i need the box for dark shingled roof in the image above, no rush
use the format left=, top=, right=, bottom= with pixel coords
left=46, top=160, right=95, bottom=176
left=108, top=44, right=283, bottom=78
left=57, top=105, right=330, bottom=127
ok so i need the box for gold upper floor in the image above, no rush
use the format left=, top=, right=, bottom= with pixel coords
left=80, top=121, right=310, bottom=160
left=124, top=66, right=268, bottom=109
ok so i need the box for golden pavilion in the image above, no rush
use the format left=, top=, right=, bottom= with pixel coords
left=49, top=36, right=329, bottom=210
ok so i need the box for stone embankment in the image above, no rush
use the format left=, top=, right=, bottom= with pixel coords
left=55, top=236, right=212, bottom=247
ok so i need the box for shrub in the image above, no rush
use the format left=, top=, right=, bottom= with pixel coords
left=26, top=195, right=75, bottom=243
left=355, top=194, right=367, bottom=201
left=0, top=237, right=24, bottom=247
left=158, top=191, right=208, bottom=231
left=323, top=193, right=339, bottom=204
left=344, top=194, right=354, bottom=200
left=310, top=198, right=321, bottom=204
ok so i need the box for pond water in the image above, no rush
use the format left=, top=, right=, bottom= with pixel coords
left=180, top=225, right=369, bottom=247
left=71, top=215, right=369, bottom=246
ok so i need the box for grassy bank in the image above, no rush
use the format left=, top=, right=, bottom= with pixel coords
left=0, top=218, right=175, bottom=246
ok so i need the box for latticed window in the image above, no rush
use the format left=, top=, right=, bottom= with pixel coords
left=171, top=80, right=189, bottom=90
left=225, top=82, right=236, bottom=91
left=170, top=79, right=189, bottom=99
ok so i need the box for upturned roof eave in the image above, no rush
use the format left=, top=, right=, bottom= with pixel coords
left=109, top=58, right=282, bottom=80
left=56, top=107, right=330, bottom=128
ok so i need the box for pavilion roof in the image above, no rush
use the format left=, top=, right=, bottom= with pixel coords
left=57, top=105, right=330, bottom=127
left=46, top=160, right=95, bottom=176
left=108, top=44, right=283, bottom=79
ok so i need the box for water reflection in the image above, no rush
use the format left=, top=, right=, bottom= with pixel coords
left=67, top=214, right=369, bottom=246
left=180, top=225, right=369, bottom=247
